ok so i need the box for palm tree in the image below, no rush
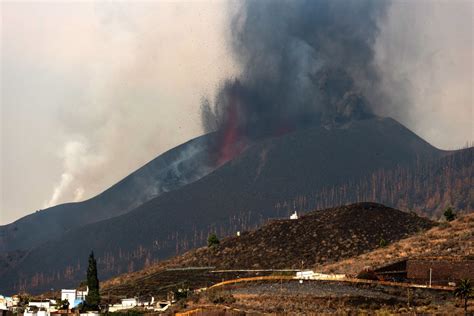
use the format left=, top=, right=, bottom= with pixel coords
left=454, top=279, right=472, bottom=314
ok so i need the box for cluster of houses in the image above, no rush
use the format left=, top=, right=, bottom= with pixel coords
left=0, top=288, right=90, bottom=316
left=0, top=295, right=18, bottom=314
left=108, top=297, right=170, bottom=313
left=0, top=287, right=171, bottom=316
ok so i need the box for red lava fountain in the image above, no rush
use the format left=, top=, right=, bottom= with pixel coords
left=215, top=100, right=247, bottom=167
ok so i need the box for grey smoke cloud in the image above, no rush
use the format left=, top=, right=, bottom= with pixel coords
left=1, top=1, right=237, bottom=224
left=201, top=0, right=390, bottom=144
left=370, top=0, right=473, bottom=149
left=1, top=0, right=472, bottom=224
left=202, top=0, right=472, bottom=151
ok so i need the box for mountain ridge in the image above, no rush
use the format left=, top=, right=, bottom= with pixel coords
left=1, top=117, right=456, bottom=294
left=100, top=202, right=434, bottom=297
left=0, top=133, right=217, bottom=253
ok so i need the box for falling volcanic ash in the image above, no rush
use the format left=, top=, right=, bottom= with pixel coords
left=202, top=0, right=390, bottom=165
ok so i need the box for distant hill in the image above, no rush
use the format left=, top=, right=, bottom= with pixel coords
left=102, top=207, right=471, bottom=315
left=276, top=146, right=473, bottom=219
left=1, top=117, right=451, bottom=294
left=320, top=211, right=474, bottom=275
left=101, top=202, right=433, bottom=297
left=155, top=202, right=434, bottom=269
left=0, top=133, right=216, bottom=253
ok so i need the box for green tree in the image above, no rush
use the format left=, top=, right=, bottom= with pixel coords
left=17, top=294, right=30, bottom=309
left=84, top=251, right=100, bottom=311
left=454, top=279, right=472, bottom=314
left=444, top=207, right=456, bottom=222
left=379, top=238, right=388, bottom=247
left=207, top=233, right=220, bottom=248
left=56, top=299, right=69, bottom=311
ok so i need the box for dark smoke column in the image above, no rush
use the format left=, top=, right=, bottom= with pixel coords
left=202, top=0, right=390, bottom=165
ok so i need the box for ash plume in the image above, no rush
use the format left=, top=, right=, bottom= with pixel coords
left=202, top=0, right=390, bottom=164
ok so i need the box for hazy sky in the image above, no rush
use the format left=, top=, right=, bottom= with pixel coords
left=1, top=0, right=472, bottom=225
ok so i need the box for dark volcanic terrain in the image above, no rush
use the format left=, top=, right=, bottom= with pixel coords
left=0, top=133, right=216, bottom=253
left=101, top=202, right=433, bottom=297
left=2, top=117, right=470, bottom=295
left=168, top=202, right=434, bottom=269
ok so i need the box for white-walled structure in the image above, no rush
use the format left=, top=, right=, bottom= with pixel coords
left=28, top=301, right=50, bottom=309
left=290, top=211, right=298, bottom=220
left=23, top=310, right=36, bottom=316
left=77, top=288, right=88, bottom=300
left=61, top=289, right=76, bottom=308
left=61, top=287, right=88, bottom=308
left=108, top=297, right=163, bottom=312
left=296, top=270, right=315, bottom=279
left=121, top=298, right=138, bottom=307
left=0, top=296, right=7, bottom=311
left=295, top=270, right=346, bottom=280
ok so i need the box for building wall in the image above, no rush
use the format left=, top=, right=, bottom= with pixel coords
left=61, top=290, right=76, bottom=308
left=407, top=260, right=474, bottom=284
left=28, top=302, right=50, bottom=309
left=121, top=299, right=137, bottom=307
left=77, top=290, right=88, bottom=300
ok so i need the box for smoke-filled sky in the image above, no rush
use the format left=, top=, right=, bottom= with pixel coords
left=1, top=0, right=472, bottom=225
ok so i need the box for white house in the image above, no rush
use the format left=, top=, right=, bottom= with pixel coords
left=290, top=211, right=298, bottom=220
left=121, top=298, right=138, bottom=307
left=61, top=287, right=88, bottom=309
left=0, top=296, right=7, bottom=311
left=28, top=301, right=50, bottom=309
left=61, top=289, right=76, bottom=308
left=108, top=298, right=138, bottom=312
left=23, top=309, right=37, bottom=316
left=0, top=296, right=13, bottom=310
left=296, top=270, right=346, bottom=280
left=79, top=312, right=99, bottom=316
left=296, top=270, right=314, bottom=279
left=108, top=304, right=125, bottom=312
left=77, top=287, right=88, bottom=300
left=24, top=307, right=49, bottom=316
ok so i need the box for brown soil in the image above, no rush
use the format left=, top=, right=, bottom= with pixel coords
left=102, top=203, right=433, bottom=297
left=320, top=212, right=474, bottom=276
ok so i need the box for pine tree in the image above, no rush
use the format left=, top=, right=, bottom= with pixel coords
left=85, top=251, right=100, bottom=311
left=444, top=207, right=456, bottom=222
left=207, top=233, right=220, bottom=248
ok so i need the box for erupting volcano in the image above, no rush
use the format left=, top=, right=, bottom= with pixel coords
left=202, top=0, right=388, bottom=166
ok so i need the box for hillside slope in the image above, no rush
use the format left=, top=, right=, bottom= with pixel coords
left=100, top=202, right=433, bottom=296
left=169, top=203, right=433, bottom=269
left=0, top=117, right=445, bottom=294
left=277, top=146, right=473, bottom=219
left=0, top=133, right=216, bottom=253
left=320, top=212, right=474, bottom=275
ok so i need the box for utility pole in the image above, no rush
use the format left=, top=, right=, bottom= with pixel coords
left=429, top=268, right=432, bottom=288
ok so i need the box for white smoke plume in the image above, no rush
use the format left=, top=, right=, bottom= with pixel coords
left=370, top=0, right=473, bottom=149
left=2, top=0, right=471, bottom=223
left=38, top=2, right=238, bottom=209
left=35, top=0, right=474, bottom=211
left=44, top=140, right=104, bottom=208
